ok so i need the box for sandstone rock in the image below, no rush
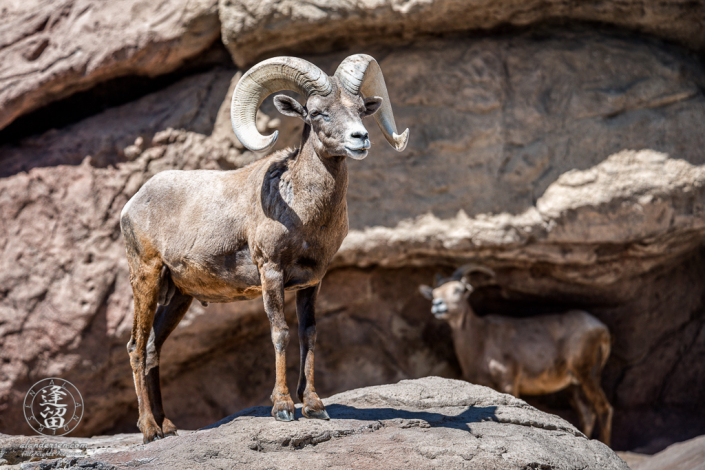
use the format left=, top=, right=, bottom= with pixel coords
left=326, top=33, right=705, bottom=231
left=337, top=149, right=705, bottom=275
left=0, top=0, right=221, bottom=131
left=2, top=378, right=629, bottom=469
left=219, top=0, right=705, bottom=66
left=1, top=29, right=705, bottom=451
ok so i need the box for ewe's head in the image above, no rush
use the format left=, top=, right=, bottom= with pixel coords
left=419, top=265, right=495, bottom=321
left=230, top=55, right=409, bottom=159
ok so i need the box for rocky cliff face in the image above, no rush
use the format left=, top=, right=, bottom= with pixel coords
left=1, top=0, right=704, bottom=453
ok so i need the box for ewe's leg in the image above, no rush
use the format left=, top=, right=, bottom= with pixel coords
left=144, top=290, right=193, bottom=437
left=574, top=332, right=613, bottom=445
left=569, top=384, right=596, bottom=438
left=126, top=262, right=163, bottom=443
left=296, top=284, right=329, bottom=420
left=261, top=262, right=295, bottom=421
left=580, top=371, right=613, bottom=445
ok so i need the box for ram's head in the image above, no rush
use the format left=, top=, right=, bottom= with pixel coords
left=230, top=55, right=409, bottom=159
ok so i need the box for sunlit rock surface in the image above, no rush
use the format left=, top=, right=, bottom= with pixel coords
left=1, top=378, right=629, bottom=469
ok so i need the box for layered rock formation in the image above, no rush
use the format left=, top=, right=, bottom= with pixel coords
left=0, top=0, right=221, bottom=131
left=0, top=378, right=630, bottom=469
left=1, top=0, right=704, bottom=454
left=219, top=0, right=705, bottom=66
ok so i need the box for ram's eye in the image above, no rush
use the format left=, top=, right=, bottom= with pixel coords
left=310, top=111, right=321, bottom=117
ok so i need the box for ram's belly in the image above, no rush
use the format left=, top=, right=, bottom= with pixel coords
left=169, top=262, right=259, bottom=303
left=166, top=250, right=325, bottom=303
left=164, top=246, right=259, bottom=303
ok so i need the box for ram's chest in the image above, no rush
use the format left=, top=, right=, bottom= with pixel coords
left=283, top=219, right=347, bottom=287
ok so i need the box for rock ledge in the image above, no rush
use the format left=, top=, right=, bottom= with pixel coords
left=2, top=377, right=628, bottom=469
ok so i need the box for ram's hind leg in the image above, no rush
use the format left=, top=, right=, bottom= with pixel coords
left=296, top=284, right=329, bottom=420
left=126, top=259, right=163, bottom=443
left=145, top=288, right=193, bottom=437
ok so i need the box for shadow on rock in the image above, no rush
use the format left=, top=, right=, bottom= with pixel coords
left=205, top=403, right=498, bottom=432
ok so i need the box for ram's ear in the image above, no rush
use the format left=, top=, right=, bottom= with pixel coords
left=362, top=96, right=383, bottom=117
left=274, top=95, right=307, bottom=119
left=419, top=285, right=434, bottom=300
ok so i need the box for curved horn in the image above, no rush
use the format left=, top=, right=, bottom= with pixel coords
left=231, top=57, right=332, bottom=152
left=335, top=54, right=409, bottom=152
left=452, top=264, right=496, bottom=280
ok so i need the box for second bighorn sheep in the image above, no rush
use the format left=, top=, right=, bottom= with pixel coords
left=419, top=265, right=613, bottom=444
left=121, top=55, right=409, bottom=443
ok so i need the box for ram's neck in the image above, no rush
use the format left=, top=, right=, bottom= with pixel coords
left=289, top=126, right=349, bottom=227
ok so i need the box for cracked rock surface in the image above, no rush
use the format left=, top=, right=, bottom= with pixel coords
left=4, top=378, right=628, bottom=469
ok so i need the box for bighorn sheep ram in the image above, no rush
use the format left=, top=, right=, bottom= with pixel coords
left=120, top=55, right=409, bottom=443
left=419, top=265, right=613, bottom=444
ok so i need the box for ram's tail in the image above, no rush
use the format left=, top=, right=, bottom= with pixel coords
left=157, top=265, right=176, bottom=306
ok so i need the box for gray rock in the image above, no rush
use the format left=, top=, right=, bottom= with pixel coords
left=632, top=435, right=705, bottom=470
left=7, top=378, right=629, bottom=469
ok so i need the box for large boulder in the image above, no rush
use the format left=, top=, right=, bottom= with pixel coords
left=219, top=0, right=705, bottom=66
left=0, top=0, right=221, bottom=131
left=0, top=377, right=629, bottom=469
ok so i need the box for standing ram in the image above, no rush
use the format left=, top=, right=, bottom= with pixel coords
left=419, top=265, right=613, bottom=444
left=120, top=55, right=409, bottom=443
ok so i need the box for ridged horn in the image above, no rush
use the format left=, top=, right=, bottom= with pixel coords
left=335, top=54, right=409, bottom=152
left=231, top=57, right=332, bottom=152
left=452, top=264, right=496, bottom=281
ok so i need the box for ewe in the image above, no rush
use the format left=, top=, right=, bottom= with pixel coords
left=420, top=265, right=613, bottom=444
left=121, top=55, right=408, bottom=443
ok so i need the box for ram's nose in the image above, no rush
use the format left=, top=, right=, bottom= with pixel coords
left=347, top=124, right=370, bottom=149
left=350, top=130, right=369, bottom=141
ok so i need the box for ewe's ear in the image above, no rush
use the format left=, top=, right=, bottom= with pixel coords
left=460, top=277, right=473, bottom=293
left=362, top=96, right=383, bottom=117
left=274, top=95, right=307, bottom=120
left=419, top=285, right=434, bottom=300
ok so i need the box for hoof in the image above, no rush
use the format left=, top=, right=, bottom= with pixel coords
left=274, top=409, right=295, bottom=422
left=142, top=429, right=164, bottom=444
left=140, top=419, right=164, bottom=444
left=162, top=418, right=178, bottom=437
left=303, top=407, right=330, bottom=420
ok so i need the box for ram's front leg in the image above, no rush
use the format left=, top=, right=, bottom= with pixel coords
left=296, top=283, right=329, bottom=420
left=260, top=262, right=295, bottom=421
